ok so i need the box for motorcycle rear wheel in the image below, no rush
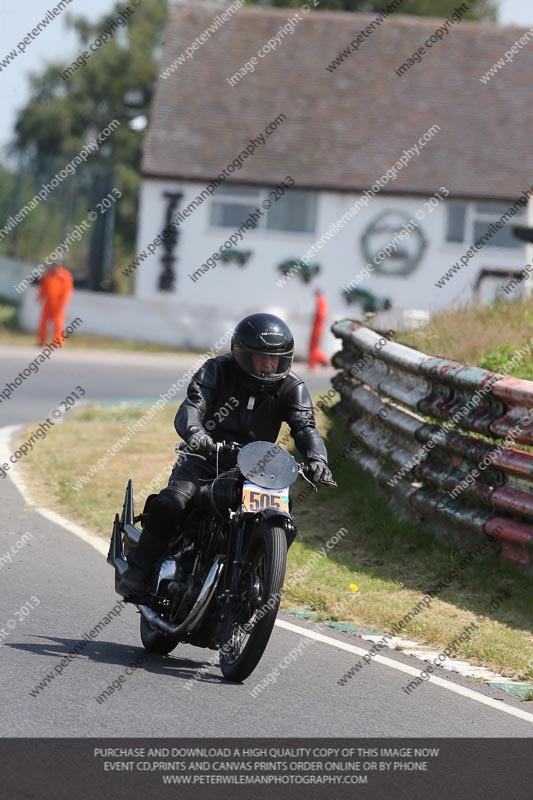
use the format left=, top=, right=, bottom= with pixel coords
left=219, top=521, right=287, bottom=682
left=140, top=613, right=180, bottom=655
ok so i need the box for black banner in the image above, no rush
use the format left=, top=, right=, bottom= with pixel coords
left=2, top=738, right=532, bottom=799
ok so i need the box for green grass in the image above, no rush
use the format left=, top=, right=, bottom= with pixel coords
left=291, top=413, right=533, bottom=676
left=400, top=296, right=533, bottom=374
left=17, top=395, right=533, bottom=682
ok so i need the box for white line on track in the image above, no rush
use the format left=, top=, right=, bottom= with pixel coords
left=2, top=424, right=533, bottom=725
left=1, top=425, right=108, bottom=557
left=275, top=619, right=533, bottom=724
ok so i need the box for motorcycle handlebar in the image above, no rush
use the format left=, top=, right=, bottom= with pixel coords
left=176, top=440, right=242, bottom=454
left=216, top=441, right=242, bottom=453
left=176, top=441, right=336, bottom=486
left=297, top=463, right=337, bottom=488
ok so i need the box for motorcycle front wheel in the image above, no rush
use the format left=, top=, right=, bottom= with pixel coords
left=219, top=520, right=287, bottom=682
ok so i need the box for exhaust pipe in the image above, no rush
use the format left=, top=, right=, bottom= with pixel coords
left=138, top=556, right=224, bottom=637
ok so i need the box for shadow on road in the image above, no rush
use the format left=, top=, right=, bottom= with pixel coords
left=8, top=634, right=230, bottom=685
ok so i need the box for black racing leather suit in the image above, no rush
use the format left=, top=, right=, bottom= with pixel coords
left=176, top=354, right=328, bottom=461
left=144, top=354, right=329, bottom=544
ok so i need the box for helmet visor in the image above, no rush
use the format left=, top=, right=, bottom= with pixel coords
left=233, top=344, right=293, bottom=382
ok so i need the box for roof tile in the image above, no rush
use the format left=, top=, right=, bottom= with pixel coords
left=144, top=3, right=533, bottom=200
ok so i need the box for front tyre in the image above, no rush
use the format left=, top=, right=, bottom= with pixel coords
left=220, top=522, right=287, bottom=682
left=140, top=613, right=180, bottom=655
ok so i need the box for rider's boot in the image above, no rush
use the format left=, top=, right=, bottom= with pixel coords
left=117, top=527, right=168, bottom=602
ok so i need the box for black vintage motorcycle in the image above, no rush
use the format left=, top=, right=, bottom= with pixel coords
left=108, top=440, right=335, bottom=682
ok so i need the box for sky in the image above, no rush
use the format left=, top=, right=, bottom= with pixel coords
left=0, top=0, right=118, bottom=156
left=0, top=0, right=531, bottom=154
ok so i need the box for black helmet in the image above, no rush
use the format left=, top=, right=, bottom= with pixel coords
left=231, top=313, right=294, bottom=392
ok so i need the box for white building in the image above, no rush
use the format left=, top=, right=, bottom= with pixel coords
left=131, top=4, right=533, bottom=348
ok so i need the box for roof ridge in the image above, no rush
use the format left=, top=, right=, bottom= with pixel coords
left=168, top=1, right=531, bottom=33
left=147, top=1, right=533, bottom=199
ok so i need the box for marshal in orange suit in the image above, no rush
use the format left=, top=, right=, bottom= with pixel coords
left=308, top=288, right=329, bottom=370
left=37, top=262, right=74, bottom=347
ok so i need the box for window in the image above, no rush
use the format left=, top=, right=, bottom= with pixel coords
left=209, top=187, right=261, bottom=229
left=446, top=204, right=466, bottom=243
left=266, top=190, right=317, bottom=233
left=445, top=202, right=526, bottom=249
left=210, top=186, right=317, bottom=234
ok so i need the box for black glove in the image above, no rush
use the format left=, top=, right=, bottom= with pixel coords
left=186, top=430, right=216, bottom=457
left=305, top=460, right=333, bottom=485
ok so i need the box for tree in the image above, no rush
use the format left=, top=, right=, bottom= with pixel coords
left=11, top=0, right=167, bottom=282
left=247, top=0, right=497, bottom=21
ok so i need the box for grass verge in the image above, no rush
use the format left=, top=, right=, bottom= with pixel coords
left=16, top=394, right=533, bottom=683
left=400, top=296, right=533, bottom=373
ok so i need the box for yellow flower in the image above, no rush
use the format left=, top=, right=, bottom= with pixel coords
left=349, top=583, right=359, bottom=592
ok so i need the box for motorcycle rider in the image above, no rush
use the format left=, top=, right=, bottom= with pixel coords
left=118, top=312, right=333, bottom=601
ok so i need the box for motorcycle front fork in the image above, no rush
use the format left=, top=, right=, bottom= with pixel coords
left=218, top=515, right=253, bottom=609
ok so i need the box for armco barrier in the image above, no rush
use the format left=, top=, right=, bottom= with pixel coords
left=331, top=319, right=533, bottom=571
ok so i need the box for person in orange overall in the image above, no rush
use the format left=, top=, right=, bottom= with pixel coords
left=308, top=288, right=329, bottom=370
left=37, top=262, right=74, bottom=347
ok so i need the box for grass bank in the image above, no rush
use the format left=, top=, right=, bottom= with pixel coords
left=401, top=297, right=533, bottom=377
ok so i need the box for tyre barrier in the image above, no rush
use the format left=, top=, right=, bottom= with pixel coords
left=331, top=318, right=533, bottom=571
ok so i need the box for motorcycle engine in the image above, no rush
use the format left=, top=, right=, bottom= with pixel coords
left=169, top=574, right=201, bottom=624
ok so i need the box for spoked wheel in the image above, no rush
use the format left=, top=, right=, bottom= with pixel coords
left=219, top=521, right=287, bottom=682
left=140, top=613, right=181, bottom=655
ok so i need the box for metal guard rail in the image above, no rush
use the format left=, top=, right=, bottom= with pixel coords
left=331, top=318, right=533, bottom=571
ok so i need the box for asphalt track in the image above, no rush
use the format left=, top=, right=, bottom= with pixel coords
left=1, top=346, right=532, bottom=737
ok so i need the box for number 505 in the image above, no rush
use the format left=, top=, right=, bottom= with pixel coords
left=248, top=492, right=280, bottom=511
